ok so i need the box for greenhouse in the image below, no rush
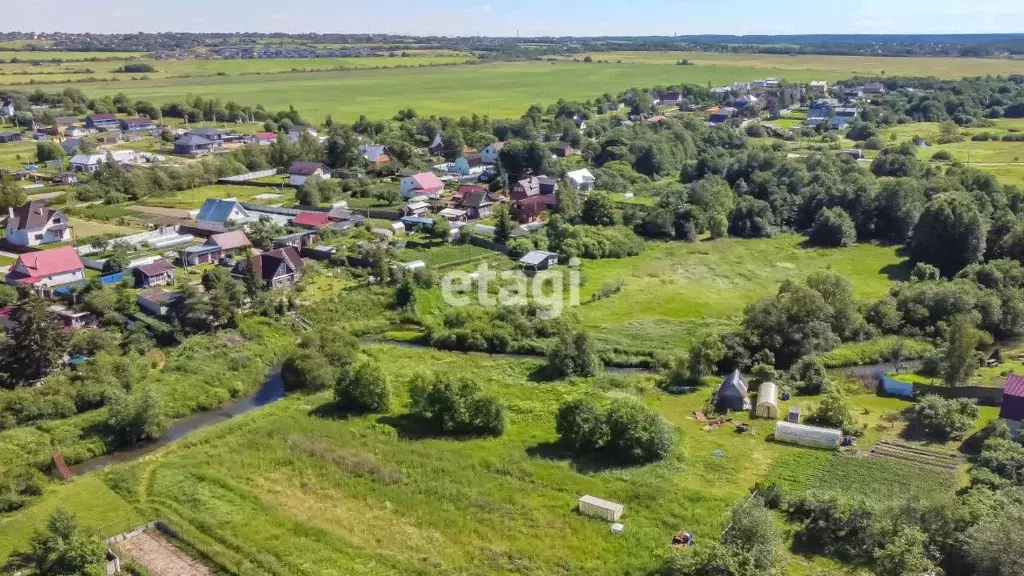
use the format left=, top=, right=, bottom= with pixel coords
left=774, top=421, right=842, bottom=450
left=755, top=382, right=779, bottom=419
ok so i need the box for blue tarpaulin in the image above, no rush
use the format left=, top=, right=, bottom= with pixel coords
left=880, top=376, right=914, bottom=398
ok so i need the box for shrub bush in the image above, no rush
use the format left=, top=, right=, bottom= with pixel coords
left=907, top=394, right=978, bottom=440
left=555, top=397, right=609, bottom=453
left=335, top=358, right=392, bottom=413
left=604, top=398, right=675, bottom=464
left=408, top=374, right=507, bottom=436
left=809, top=207, right=856, bottom=247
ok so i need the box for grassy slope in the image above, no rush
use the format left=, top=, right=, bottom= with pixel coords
left=12, top=61, right=839, bottom=122
left=880, top=119, right=1024, bottom=164
left=138, top=184, right=296, bottom=209
left=0, top=345, right=985, bottom=576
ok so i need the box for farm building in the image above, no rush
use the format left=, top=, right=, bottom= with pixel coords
left=578, top=495, right=623, bottom=522
left=999, top=373, right=1024, bottom=424
left=774, top=421, right=842, bottom=450
left=755, top=382, right=779, bottom=419
left=713, top=370, right=750, bottom=412
left=518, top=251, right=559, bottom=273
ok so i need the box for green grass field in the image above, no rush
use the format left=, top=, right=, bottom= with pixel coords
left=0, top=344, right=981, bottom=576
left=880, top=120, right=1024, bottom=164
left=138, top=184, right=295, bottom=209
left=572, top=236, right=908, bottom=353
left=0, top=55, right=475, bottom=84
left=11, top=61, right=845, bottom=122
left=68, top=217, right=145, bottom=240
left=0, top=140, right=37, bottom=170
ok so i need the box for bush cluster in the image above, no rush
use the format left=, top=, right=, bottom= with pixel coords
left=555, top=397, right=675, bottom=465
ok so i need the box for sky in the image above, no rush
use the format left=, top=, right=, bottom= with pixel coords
left=12, top=0, right=1024, bottom=36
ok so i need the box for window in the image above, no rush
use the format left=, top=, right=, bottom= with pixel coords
left=34, top=234, right=43, bottom=241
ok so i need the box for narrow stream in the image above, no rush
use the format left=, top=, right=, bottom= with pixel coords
left=68, top=372, right=286, bottom=476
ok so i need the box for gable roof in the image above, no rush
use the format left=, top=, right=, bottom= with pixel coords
left=358, top=144, right=389, bottom=162
left=87, top=113, right=117, bottom=122
left=565, top=168, right=594, bottom=183
left=409, top=172, right=444, bottom=191
left=174, top=134, right=212, bottom=147
left=135, top=258, right=174, bottom=277
left=10, top=246, right=83, bottom=281
left=137, top=288, right=177, bottom=305
left=239, top=246, right=304, bottom=282
left=253, top=132, right=277, bottom=141
left=121, top=117, right=153, bottom=126
left=292, top=211, right=331, bottom=228
left=460, top=153, right=483, bottom=167
left=288, top=161, right=328, bottom=176
left=553, top=141, right=574, bottom=150
left=5, top=201, right=64, bottom=231
left=487, top=141, right=506, bottom=152
left=208, top=230, right=251, bottom=250
left=717, top=370, right=748, bottom=397
left=519, top=251, right=558, bottom=266
left=69, top=154, right=103, bottom=166
left=196, top=198, right=249, bottom=224
left=1006, top=373, right=1024, bottom=399
left=61, top=138, right=81, bottom=153
left=186, top=127, right=224, bottom=138
left=460, top=189, right=492, bottom=208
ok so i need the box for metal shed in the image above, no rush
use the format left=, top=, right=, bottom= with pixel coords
left=774, top=421, right=842, bottom=450
left=755, top=382, right=779, bottom=419
left=578, top=495, right=623, bottom=522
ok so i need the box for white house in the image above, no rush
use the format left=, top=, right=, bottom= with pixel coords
left=2, top=201, right=73, bottom=247
left=809, top=80, right=829, bottom=91
left=68, top=154, right=105, bottom=173
left=195, top=198, right=254, bottom=231
left=5, top=246, right=85, bottom=288
left=400, top=172, right=445, bottom=200
left=481, top=142, right=505, bottom=164
left=0, top=99, right=14, bottom=117
left=287, top=162, right=331, bottom=187
left=565, top=168, right=595, bottom=191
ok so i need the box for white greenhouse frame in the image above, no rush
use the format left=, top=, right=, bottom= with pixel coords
left=774, top=421, right=842, bottom=450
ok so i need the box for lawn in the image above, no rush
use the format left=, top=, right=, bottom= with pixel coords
left=572, top=235, right=909, bottom=353
left=879, top=120, right=1024, bottom=164
left=69, top=217, right=145, bottom=241
left=0, top=140, right=38, bottom=170
left=16, top=61, right=848, bottom=122
left=0, top=344, right=986, bottom=576
left=138, top=184, right=295, bottom=209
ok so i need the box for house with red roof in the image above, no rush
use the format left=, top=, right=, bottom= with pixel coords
left=1000, top=373, right=1024, bottom=423
left=5, top=246, right=85, bottom=288
left=251, top=132, right=277, bottom=146
left=291, top=211, right=331, bottom=229
left=400, top=172, right=445, bottom=200
left=2, top=201, right=73, bottom=247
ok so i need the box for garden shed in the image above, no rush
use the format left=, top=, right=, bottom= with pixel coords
left=774, top=421, right=842, bottom=450
left=713, top=370, right=750, bottom=412
left=755, top=382, right=779, bottom=419
left=578, top=495, right=623, bottom=522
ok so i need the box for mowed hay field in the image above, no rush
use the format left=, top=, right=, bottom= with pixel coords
left=21, top=61, right=839, bottom=121
left=0, top=345, right=971, bottom=576
left=0, top=54, right=475, bottom=84
left=576, top=51, right=1024, bottom=79
left=880, top=119, right=1024, bottom=164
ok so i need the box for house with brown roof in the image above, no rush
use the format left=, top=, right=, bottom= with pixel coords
left=287, top=162, right=331, bottom=187
left=453, top=153, right=484, bottom=176
left=85, top=113, right=119, bottom=130
left=456, top=187, right=494, bottom=219
left=511, top=195, right=556, bottom=224
left=133, top=258, right=175, bottom=288
left=231, top=246, right=304, bottom=289
left=510, top=176, right=557, bottom=201
left=552, top=142, right=577, bottom=158
left=2, top=201, right=73, bottom=247
left=137, top=288, right=178, bottom=316
left=182, top=230, right=252, bottom=266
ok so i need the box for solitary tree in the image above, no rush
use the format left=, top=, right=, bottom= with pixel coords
left=8, top=508, right=106, bottom=576
left=944, top=314, right=981, bottom=387
left=3, top=296, right=66, bottom=386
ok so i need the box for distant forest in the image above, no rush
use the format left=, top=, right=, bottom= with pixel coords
left=2, top=32, right=1024, bottom=58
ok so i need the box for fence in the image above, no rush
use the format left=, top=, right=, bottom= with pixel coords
left=469, top=236, right=509, bottom=254
left=217, top=168, right=279, bottom=183
left=877, top=373, right=1005, bottom=406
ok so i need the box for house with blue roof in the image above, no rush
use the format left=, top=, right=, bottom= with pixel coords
left=196, top=198, right=254, bottom=231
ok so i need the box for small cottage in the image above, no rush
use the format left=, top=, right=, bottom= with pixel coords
left=287, top=162, right=331, bottom=187
left=133, top=258, right=175, bottom=288
left=518, top=251, right=559, bottom=273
